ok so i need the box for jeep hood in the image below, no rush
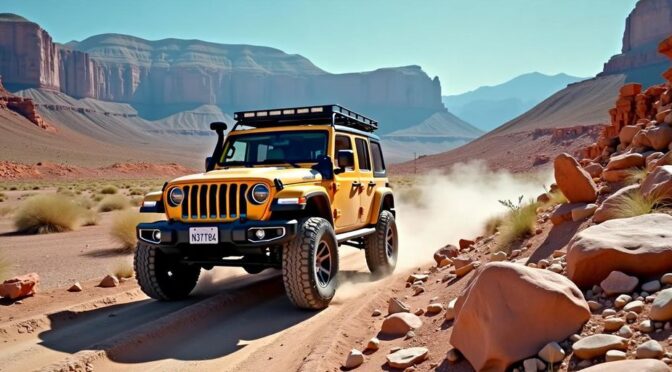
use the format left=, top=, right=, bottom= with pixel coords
left=169, top=167, right=322, bottom=186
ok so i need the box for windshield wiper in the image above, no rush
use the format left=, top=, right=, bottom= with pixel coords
left=259, top=159, right=302, bottom=168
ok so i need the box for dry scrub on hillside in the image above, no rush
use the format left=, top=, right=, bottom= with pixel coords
left=100, top=185, right=119, bottom=194
left=14, top=194, right=83, bottom=234
left=612, top=189, right=667, bottom=219
left=98, top=194, right=129, bottom=212
left=110, top=210, right=164, bottom=253
left=495, top=197, right=539, bottom=251
left=625, top=167, right=648, bottom=185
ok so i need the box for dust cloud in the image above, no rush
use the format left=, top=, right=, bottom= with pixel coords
left=395, top=161, right=550, bottom=270
left=333, top=161, right=551, bottom=302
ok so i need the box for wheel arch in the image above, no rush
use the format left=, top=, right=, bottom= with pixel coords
left=368, top=187, right=395, bottom=225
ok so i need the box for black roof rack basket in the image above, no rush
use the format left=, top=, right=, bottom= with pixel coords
left=233, top=104, right=378, bottom=133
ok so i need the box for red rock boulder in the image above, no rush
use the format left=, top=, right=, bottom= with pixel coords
left=554, top=153, right=598, bottom=203
left=0, top=273, right=39, bottom=300
left=593, top=185, right=640, bottom=223
left=567, top=213, right=672, bottom=287
left=605, top=153, right=645, bottom=171
left=641, top=165, right=672, bottom=200
left=451, top=262, right=590, bottom=371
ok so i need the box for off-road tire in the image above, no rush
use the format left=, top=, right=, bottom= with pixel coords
left=282, top=217, right=339, bottom=310
left=134, top=242, right=201, bottom=300
left=364, top=210, right=398, bottom=276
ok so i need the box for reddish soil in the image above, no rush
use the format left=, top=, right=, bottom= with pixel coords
left=0, top=161, right=197, bottom=180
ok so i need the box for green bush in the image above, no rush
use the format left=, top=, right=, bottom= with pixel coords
left=495, top=197, right=539, bottom=251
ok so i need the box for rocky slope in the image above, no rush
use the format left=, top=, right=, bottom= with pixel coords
left=329, top=39, right=672, bottom=370
left=0, top=13, right=444, bottom=135
left=443, top=72, right=585, bottom=132
left=394, top=0, right=672, bottom=174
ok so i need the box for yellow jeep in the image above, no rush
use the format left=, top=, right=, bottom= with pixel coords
left=135, top=105, right=398, bottom=309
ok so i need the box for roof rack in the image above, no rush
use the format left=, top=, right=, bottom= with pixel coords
left=232, top=104, right=378, bottom=133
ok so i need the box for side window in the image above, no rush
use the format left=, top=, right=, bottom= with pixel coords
left=355, top=138, right=371, bottom=172
left=370, top=141, right=386, bottom=177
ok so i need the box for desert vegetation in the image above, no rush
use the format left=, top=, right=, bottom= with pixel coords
left=110, top=210, right=164, bottom=253
left=98, top=194, right=130, bottom=212
left=494, top=196, right=539, bottom=250
left=13, top=194, right=84, bottom=234
left=100, top=185, right=119, bottom=194
left=112, top=258, right=134, bottom=279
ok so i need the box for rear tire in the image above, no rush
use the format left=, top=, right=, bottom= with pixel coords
left=364, top=210, right=398, bottom=276
left=134, top=242, right=200, bottom=300
left=282, top=217, right=339, bottom=310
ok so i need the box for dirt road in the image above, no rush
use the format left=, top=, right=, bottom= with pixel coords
left=0, top=249, right=407, bottom=372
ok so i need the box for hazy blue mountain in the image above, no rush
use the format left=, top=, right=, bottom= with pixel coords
left=442, top=72, right=586, bottom=132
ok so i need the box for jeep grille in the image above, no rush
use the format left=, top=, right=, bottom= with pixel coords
left=179, top=183, right=249, bottom=221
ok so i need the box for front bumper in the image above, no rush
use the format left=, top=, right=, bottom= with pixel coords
left=136, top=219, right=298, bottom=250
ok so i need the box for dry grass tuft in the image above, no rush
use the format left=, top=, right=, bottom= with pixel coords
left=483, top=215, right=504, bottom=236
left=112, top=259, right=134, bottom=279
left=611, top=189, right=667, bottom=219
left=80, top=209, right=100, bottom=226
left=110, top=210, right=163, bottom=253
left=14, top=194, right=83, bottom=234
left=100, top=185, right=119, bottom=195
left=98, top=195, right=129, bottom=212
left=625, top=168, right=648, bottom=185
left=0, top=205, right=14, bottom=217
left=495, top=199, right=539, bottom=251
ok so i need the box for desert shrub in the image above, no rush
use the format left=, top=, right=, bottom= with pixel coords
left=495, top=196, right=539, bottom=250
left=547, top=190, right=568, bottom=206
left=14, top=194, right=84, bottom=234
left=611, top=189, right=667, bottom=219
left=9, top=186, right=17, bottom=191
left=58, top=189, right=76, bottom=197
left=92, top=194, right=104, bottom=202
left=129, top=196, right=143, bottom=207
left=110, top=210, right=164, bottom=253
left=32, top=186, right=40, bottom=190
left=98, top=195, right=129, bottom=212
left=112, top=259, right=134, bottom=278
left=74, top=196, right=95, bottom=210
left=80, top=209, right=100, bottom=226
left=625, top=168, right=648, bottom=185
left=483, top=214, right=504, bottom=236
left=100, top=185, right=118, bottom=195
left=0, top=205, right=14, bottom=217
left=129, top=188, right=146, bottom=196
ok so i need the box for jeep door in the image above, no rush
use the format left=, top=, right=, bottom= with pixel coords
left=332, top=134, right=360, bottom=232
left=354, top=137, right=376, bottom=225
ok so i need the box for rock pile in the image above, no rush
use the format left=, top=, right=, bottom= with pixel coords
left=0, top=76, right=51, bottom=131
left=0, top=273, right=39, bottom=300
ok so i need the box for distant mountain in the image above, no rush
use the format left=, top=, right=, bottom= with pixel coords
left=442, top=72, right=585, bottom=132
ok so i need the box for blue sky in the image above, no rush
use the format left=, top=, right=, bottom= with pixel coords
left=3, top=0, right=638, bottom=95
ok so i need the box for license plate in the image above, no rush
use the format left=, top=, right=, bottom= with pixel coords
left=189, top=227, right=219, bottom=245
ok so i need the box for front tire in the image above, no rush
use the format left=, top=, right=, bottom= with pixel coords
left=134, top=242, right=201, bottom=300
left=364, top=210, right=398, bottom=276
left=282, top=217, right=339, bottom=310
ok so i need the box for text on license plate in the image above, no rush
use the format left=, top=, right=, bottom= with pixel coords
left=189, top=227, right=219, bottom=245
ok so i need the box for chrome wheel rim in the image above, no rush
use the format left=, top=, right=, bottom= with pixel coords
left=314, top=241, right=333, bottom=287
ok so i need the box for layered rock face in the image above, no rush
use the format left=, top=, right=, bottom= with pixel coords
left=0, top=14, right=444, bottom=133
left=600, top=0, right=672, bottom=83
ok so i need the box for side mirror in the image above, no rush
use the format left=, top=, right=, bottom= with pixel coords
left=205, top=156, right=213, bottom=172
left=336, top=150, right=354, bottom=171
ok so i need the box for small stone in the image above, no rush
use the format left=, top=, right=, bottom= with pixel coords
left=643, top=280, right=662, bottom=293
left=388, top=298, right=410, bottom=314
left=510, top=249, right=521, bottom=258
left=372, top=309, right=382, bottom=317
left=624, top=300, right=644, bottom=313
left=99, top=275, right=119, bottom=288
left=414, top=308, right=424, bottom=316
left=490, top=251, right=507, bottom=262
left=604, top=318, right=625, bottom=332
left=426, top=303, right=443, bottom=314
left=572, top=334, right=628, bottom=359
left=523, top=358, right=539, bottom=372
left=600, top=271, right=639, bottom=296
left=538, top=341, right=565, bottom=364
left=640, top=320, right=654, bottom=333
left=637, top=340, right=665, bottom=359
left=617, top=325, right=633, bottom=338
left=412, top=285, right=425, bottom=295
left=438, top=258, right=453, bottom=268
left=405, top=330, right=415, bottom=339
left=386, top=347, right=429, bottom=369
left=344, top=349, right=364, bottom=369
left=651, top=288, right=672, bottom=321
left=446, top=348, right=461, bottom=363
left=605, top=349, right=627, bottom=362
left=615, top=294, right=632, bottom=308
left=661, top=273, right=672, bottom=285
left=407, top=274, right=429, bottom=283
left=626, top=311, right=638, bottom=322
left=67, top=282, right=83, bottom=292
left=366, top=337, right=380, bottom=351
left=538, top=259, right=550, bottom=269
left=380, top=313, right=423, bottom=336
left=444, top=298, right=457, bottom=321
left=602, top=309, right=617, bottom=318
left=587, top=300, right=603, bottom=311
left=548, top=264, right=563, bottom=273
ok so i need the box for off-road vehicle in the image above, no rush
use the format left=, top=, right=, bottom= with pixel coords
left=135, top=104, right=397, bottom=309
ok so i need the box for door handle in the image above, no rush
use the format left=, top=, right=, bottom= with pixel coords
left=368, top=181, right=376, bottom=187
left=352, top=181, right=362, bottom=187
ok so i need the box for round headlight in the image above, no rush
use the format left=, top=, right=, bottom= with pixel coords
left=168, top=187, right=184, bottom=206
left=250, top=184, right=270, bottom=204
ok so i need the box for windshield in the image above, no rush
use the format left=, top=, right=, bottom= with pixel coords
left=218, top=130, right=329, bottom=167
